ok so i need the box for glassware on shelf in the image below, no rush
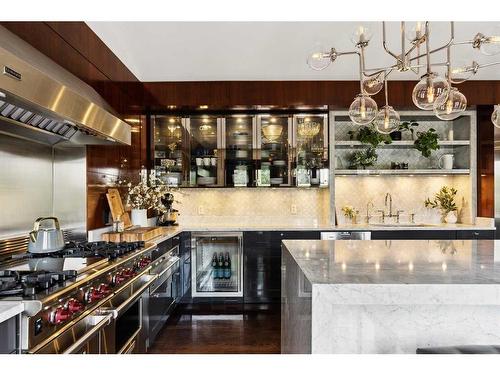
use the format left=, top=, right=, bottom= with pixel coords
left=189, top=116, right=220, bottom=186
left=293, top=114, right=328, bottom=187
left=153, top=116, right=186, bottom=186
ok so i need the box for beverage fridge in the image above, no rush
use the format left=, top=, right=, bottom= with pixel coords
left=191, top=232, right=243, bottom=297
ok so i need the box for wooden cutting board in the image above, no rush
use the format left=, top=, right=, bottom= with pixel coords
left=106, top=188, right=132, bottom=229
left=102, top=227, right=168, bottom=243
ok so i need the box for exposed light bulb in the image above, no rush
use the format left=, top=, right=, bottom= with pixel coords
left=373, top=105, right=400, bottom=134
left=477, top=26, right=500, bottom=56
left=351, top=25, right=373, bottom=46
left=307, top=42, right=331, bottom=71
left=412, top=73, right=449, bottom=110
left=433, top=87, right=467, bottom=121
left=348, top=94, right=377, bottom=125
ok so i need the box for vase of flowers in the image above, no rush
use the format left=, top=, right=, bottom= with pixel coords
left=341, top=205, right=359, bottom=224
left=424, top=186, right=458, bottom=224
left=121, top=171, right=170, bottom=227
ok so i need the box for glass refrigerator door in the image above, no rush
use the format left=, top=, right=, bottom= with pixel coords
left=191, top=233, right=243, bottom=297
left=153, top=116, right=188, bottom=186
left=188, top=116, right=222, bottom=187
left=224, top=116, right=256, bottom=187
left=257, top=115, right=292, bottom=187
left=293, top=114, right=329, bottom=187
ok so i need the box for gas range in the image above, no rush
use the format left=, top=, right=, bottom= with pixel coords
left=0, top=240, right=159, bottom=353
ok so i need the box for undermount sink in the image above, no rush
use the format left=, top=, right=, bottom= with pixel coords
left=369, top=223, right=434, bottom=228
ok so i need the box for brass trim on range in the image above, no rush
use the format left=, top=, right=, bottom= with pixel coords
left=0, top=46, right=131, bottom=145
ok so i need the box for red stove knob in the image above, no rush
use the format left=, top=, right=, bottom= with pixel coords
left=112, top=271, right=127, bottom=285
left=84, top=287, right=104, bottom=304
left=97, top=283, right=111, bottom=295
left=49, top=306, right=71, bottom=325
left=139, top=258, right=151, bottom=268
left=65, top=298, right=83, bottom=314
left=122, top=268, right=136, bottom=278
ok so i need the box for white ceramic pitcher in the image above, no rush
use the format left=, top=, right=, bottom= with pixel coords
left=438, top=154, right=454, bottom=170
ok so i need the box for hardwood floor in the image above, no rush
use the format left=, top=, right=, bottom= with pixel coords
left=148, top=305, right=281, bottom=354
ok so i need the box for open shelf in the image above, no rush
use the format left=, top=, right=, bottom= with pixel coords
left=335, top=169, right=470, bottom=176
left=335, top=140, right=470, bottom=147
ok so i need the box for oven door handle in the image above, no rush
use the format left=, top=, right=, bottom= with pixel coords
left=61, top=314, right=113, bottom=354
left=104, top=275, right=158, bottom=319
left=155, top=258, right=180, bottom=278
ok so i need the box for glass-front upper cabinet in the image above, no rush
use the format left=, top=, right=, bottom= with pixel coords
left=187, top=116, right=223, bottom=187
left=223, top=115, right=256, bottom=187
left=293, top=114, right=329, bottom=187
left=153, top=115, right=188, bottom=186
left=256, top=115, right=292, bottom=187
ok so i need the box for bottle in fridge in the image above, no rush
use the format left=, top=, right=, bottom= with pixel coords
left=191, top=232, right=243, bottom=297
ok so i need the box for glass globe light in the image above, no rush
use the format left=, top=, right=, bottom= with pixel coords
left=492, top=105, right=500, bottom=128
left=449, top=60, right=478, bottom=82
left=373, top=105, right=400, bottom=134
left=351, top=25, right=373, bottom=46
left=348, top=94, right=378, bottom=125
left=405, top=21, right=426, bottom=43
left=433, top=87, right=467, bottom=121
left=306, top=42, right=331, bottom=71
left=362, top=75, right=384, bottom=95
left=412, top=73, right=450, bottom=110
left=478, top=26, right=500, bottom=56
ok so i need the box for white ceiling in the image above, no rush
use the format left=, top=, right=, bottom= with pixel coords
left=86, top=21, right=500, bottom=82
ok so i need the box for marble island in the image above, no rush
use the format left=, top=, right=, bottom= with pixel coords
left=281, top=239, right=500, bottom=354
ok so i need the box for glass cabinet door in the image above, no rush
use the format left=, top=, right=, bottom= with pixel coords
left=153, top=115, right=187, bottom=186
left=293, top=114, right=329, bottom=187
left=257, top=115, right=292, bottom=187
left=224, top=115, right=255, bottom=187
left=187, top=116, right=222, bottom=187
left=191, top=233, right=243, bottom=297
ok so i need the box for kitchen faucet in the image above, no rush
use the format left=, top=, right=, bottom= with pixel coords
left=377, top=193, right=404, bottom=223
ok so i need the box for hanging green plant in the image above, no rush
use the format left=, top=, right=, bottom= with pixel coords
left=414, top=128, right=440, bottom=157
left=348, top=125, right=392, bottom=148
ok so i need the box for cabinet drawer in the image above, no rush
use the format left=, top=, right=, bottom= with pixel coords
left=371, top=230, right=456, bottom=240
left=456, top=230, right=495, bottom=240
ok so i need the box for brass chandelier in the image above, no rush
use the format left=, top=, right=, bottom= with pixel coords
left=306, top=22, right=500, bottom=131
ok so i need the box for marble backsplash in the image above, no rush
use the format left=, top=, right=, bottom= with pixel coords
left=335, top=175, right=473, bottom=224
left=174, top=188, right=330, bottom=226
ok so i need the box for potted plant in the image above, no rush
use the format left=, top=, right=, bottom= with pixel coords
left=341, top=205, right=360, bottom=224
left=424, top=186, right=458, bottom=223
left=348, top=147, right=378, bottom=169
left=396, top=121, right=419, bottom=140
left=350, top=125, right=392, bottom=148
left=414, top=128, right=440, bottom=157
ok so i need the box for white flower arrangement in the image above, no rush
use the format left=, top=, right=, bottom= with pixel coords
left=119, top=171, right=172, bottom=211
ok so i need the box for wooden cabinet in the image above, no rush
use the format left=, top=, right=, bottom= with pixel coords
left=371, top=230, right=457, bottom=240
left=456, top=230, right=495, bottom=240
left=243, top=231, right=320, bottom=304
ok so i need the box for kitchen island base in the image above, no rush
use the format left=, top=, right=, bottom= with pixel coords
left=281, top=239, right=500, bottom=354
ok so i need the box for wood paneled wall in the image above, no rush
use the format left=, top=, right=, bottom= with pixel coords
left=477, top=105, right=495, bottom=218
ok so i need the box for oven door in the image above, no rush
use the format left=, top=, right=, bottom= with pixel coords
left=148, top=258, right=180, bottom=346
left=32, top=314, right=113, bottom=354
left=99, top=274, right=157, bottom=354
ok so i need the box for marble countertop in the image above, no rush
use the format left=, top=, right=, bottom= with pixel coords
left=0, top=301, right=24, bottom=323
left=283, top=239, right=500, bottom=285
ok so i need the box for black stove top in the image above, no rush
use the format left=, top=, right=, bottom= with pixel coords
left=0, top=270, right=77, bottom=297
left=13, top=240, right=145, bottom=261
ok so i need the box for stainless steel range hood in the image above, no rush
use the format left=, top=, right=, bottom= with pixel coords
left=0, top=29, right=131, bottom=146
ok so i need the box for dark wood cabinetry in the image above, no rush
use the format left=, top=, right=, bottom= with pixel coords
left=243, top=231, right=320, bottom=304
left=179, top=232, right=192, bottom=302
left=456, top=230, right=495, bottom=240
left=371, top=230, right=494, bottom=240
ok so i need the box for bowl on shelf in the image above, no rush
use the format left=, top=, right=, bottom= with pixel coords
left=197, top=176, right=216, bottom=185
left=270, top=177, right=283, bottom=185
